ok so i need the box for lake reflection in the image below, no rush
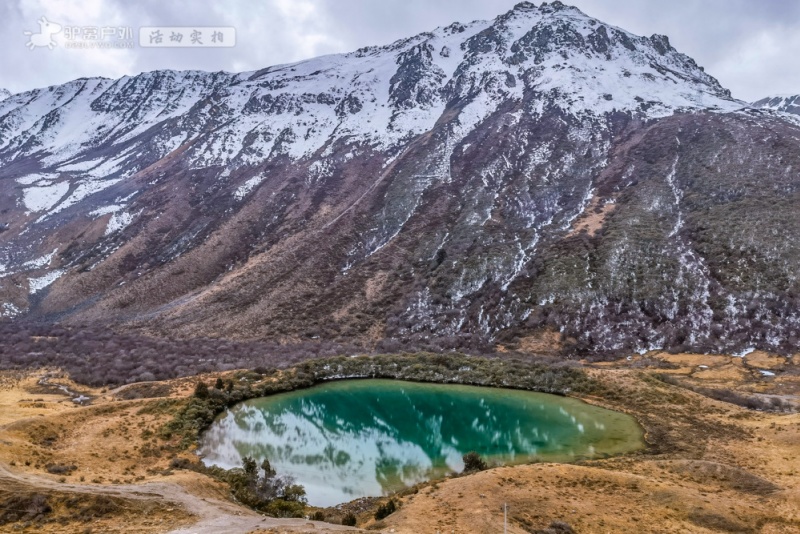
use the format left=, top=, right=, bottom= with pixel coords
left=199, top=379, right=642, bottom=506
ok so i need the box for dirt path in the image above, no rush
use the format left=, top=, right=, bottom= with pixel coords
left=0, top=461, right=358, bottom=533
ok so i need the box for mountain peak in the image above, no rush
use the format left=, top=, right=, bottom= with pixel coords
left=502, top=0, right=584, bottom=21
left=512, top=1, right=537, bottom=9
left=511, top=1, right=576, bottom=12
left=0, top=88, right=10, bottom=102
left=753, top=94, right=800, bottom=115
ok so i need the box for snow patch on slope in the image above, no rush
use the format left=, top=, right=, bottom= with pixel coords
left=16, top=173, right=58, bottom=186
left=21, top=182, right=69, bottom=212
left=49, top=177, right=125, bottom=215
left=23, top=249, right=58, bottom=270
left=234, top=175, right=266, bottom=201
left=105, top=211, right=136, bottom=235
left=1, top=302, right=22, bottom=318
left=29, top=269, right=65, bottom=294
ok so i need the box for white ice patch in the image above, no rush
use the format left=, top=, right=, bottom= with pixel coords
left=733, top=347, right=755, bottom=358
left=81, top=151, right=134, bottom=178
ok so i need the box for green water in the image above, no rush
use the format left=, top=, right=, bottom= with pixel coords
left=199, top=379, right=643, bottom=506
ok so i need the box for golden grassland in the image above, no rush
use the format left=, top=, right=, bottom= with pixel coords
left=0, top=350, right=798, bottom=533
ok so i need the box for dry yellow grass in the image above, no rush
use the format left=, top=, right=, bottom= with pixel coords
left=0, top=370, right=88, bottom=426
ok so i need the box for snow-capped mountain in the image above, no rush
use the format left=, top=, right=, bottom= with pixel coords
left=753, top=94, right=800, bottom=116
left=1, top=2, right=798, bottom=357
left=0, top=2, right=738, bottom=174
left=0, top=89, right=10, bottom=102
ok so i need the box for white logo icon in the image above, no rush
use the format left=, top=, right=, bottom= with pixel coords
left=23, top=16, right=62, bottom=50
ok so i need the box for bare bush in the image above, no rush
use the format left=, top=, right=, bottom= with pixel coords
left=0, top=322, right=563, bottom=387
left=45, top=464, right=77, bottom=475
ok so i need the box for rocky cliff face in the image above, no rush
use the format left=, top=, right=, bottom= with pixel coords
left=1, top=2, right=798, bottom=357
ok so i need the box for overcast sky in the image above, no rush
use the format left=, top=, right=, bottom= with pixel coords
left=1, top=0, right=799, bottom=102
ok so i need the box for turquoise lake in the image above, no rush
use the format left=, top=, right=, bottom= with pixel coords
left=199, top=379, right=644, bottom=506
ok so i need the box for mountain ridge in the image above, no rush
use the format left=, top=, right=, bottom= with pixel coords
left=0, top=2, right=798, bottom=358
left=753, top=94, right=800, bottom=116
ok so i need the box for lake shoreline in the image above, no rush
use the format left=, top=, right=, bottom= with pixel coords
left=199, top=378, right=645, bottom=506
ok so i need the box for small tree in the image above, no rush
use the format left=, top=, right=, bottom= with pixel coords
left=462, top=451, right=488, bottom=473
left=232, top=456, right=307, bottom=513
left=342, top=512, right=357, bottom=526
left=214, top=377, right=224, bottom=390
left=282, top=483, right=307, bottom=502
left=261, top=459, right=275, bottom=477
left=242, top=456, right=258, bottom=478
left=194, top=381, right=209, bottom=399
